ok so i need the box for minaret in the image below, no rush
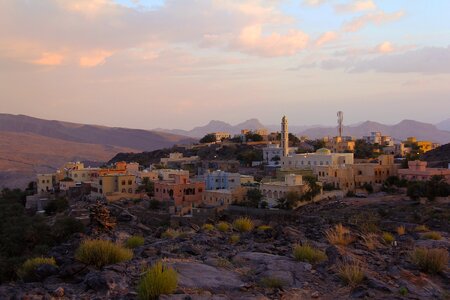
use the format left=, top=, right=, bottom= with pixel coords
left=281, top=116, right=289, bottom=157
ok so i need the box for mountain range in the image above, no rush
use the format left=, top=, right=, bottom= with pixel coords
left=0, top=114, right=195, bottom=188
left=156, top=118, right=450, bottom=144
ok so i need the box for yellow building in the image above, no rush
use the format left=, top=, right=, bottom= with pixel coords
left=325, top=136, right=355, bottom=153
left=91, top=174, right=139, bottom=201
left=37, top=174, right=56, bottom=195
left=404, top=137, right=439, bottom=153
left=281, top=148, right=354, bottom=171
left=315, top=155, right=399, bottom=192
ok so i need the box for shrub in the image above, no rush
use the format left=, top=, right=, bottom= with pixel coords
left=202, top=224, right=215, bottom=231
left=260, top=276, right=285, bottom=289
left=293, top=244, right=327, bottom=263
left=414, top=225, right=429, bottom=232
left=382, top=232, right=395, bottom=244
left=125, top=236, right=145, bottom=249
left=361, top=233, right=379, bottom=250
left=411, top=247, right=448, bottom=274
left=399, top=287, right=408, bottom=296
left=44, top=197, right=69, bottom=215
left=337, top=262, right=364, bottom=286
left=396, top=226, right=406, bottom=236
left=137, top=261, right=178, bottom=300
left=161, top=228, right=181, bottom=239
left=325, top=224, right=354, bottom=246
left=17, top=257, right=57, bottom=279
left=52, top=216, right=85, bottom=242
left=257, top=225, right=272, bottom=231
left=233, top=217, right=254, bottom=232
left=230, top=234, right=240, bottom=244
left=216, top=222, right=230, bottom=232
left=75, top=239, right=133, bottom=268
left=423, top=232, right=442, bottom=240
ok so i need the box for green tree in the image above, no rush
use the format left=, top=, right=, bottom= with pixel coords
left=44, top=197, right=69, bottom=215
left=199, top=134, right=216, bottom=143
left=277, top=191, right=301, bottom=210
left=245, top=133, right=263, bottom=142
left=245, top=189, right=263, bottom=207
left=301, top=176, right=322, bottom=201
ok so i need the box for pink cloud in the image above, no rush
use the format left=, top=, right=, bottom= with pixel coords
left=375, top=41, right=394, bottom=54
left=32, top=52, right=65, bottom=66
left=79, top=50, right=113, bottom=67
left=343, top=10, right=405, bottom=32
left=315, top=31, right=338, bottom=47
left=335, top=0, right=376, bottom=13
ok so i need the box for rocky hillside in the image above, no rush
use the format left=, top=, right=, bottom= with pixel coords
left=0, top=114, right=196, bottom=188
left=1, top=196, right=448, bottom=299
left=422, top=143, right=450, bottom=168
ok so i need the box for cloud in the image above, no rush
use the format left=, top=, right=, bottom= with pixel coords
left=375, top=41, right=394, bottom=54
left=32, top=52, right=65, bottom=66
left=317, top=46, right=450, bottom=74
left=79, top=50, right=114, bottom=67
left=343, top=10, right=405, bottom=32
left=335, top=0, right=376, bottom=13
left=315, top=31, right=338, bottom=47
left=235, top=25, right=309, bottom=57
left=303, top=0, right=327, bottom=6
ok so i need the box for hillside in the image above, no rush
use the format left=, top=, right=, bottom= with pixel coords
left=0, top=131, right=138, bottom=188
left=0, top=114, right=196, bottom=188
left=299, top=120, right=450, bottom=144
left=422, top=143, right=450, bottom=168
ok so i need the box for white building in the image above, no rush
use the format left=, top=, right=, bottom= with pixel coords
left=281, top=148, right=354, bottom=171
left=262, top=143, right=297, bottom=165
left=260, top=174, right=307, bottom=207
left=198, top=170, right=241, bottom=190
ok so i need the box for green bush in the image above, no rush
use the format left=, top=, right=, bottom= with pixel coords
left=411, top=248, right=448, bottom=274
left=161, top=228, right=181, bottom=239
left=45, top=197, right=69, bottom=215
left=230, top=234, right=240, bottom=244
left=293, top=244, right=327, bottom=263
left=52, top=217, right=85, bottom=242
left=17, top=257, right=57, bottom=279
left=382, top=232, right=395, bottom=244
left=125, top=236, right=145, bottom=248
left=216, top=222, right=230, bottom=232
left=75, top=239, right=133, bottom=268
left=233, top=217, right=254, bottom=232
left=137, top=261, right=178, bottom=300
left=260, top=276, right=285, bottom=289
left=202, top=224, right=215, bottom=231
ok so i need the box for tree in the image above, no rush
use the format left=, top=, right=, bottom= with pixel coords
left=199, top=134, right=216, bottom=143
left=245, top=189, right=262, bottom=207
left=277, top=191, right=301, bottom=210
left=301, top=176, right=322, bottom=201
left=45, top=197, right=69, bottom=215
left=138, top=177, right=155, bottom=197
left=354, top=139, right=378, bottom=159
left=245, top=133, right=263, bottom=142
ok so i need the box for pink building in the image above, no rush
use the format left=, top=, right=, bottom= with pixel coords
left=398, top=161, right=450, bottom=183
left=154, top=174, right=205, bottom=216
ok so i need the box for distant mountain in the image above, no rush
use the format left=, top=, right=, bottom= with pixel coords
left=155, top=118, right=267, bottom=138
left=0, top=114, right=195, bottom=188
left=436, top=118, right=450, bottom=131
left=298, top=120, right=450, bottom=144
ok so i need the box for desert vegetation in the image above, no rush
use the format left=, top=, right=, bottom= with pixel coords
left=137, top=261, right=178, bottom=300
left=75, top=239, right=133, bottom=268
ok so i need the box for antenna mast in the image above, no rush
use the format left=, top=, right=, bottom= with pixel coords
left=337, top=111, right=343, bottom=137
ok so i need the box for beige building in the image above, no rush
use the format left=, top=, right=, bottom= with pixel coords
left=37, top=174, right=56, bottom=195
left=325, top=136, right=355, bottom=153
left=91, top=174, right=139, bottom=201
left=211, top=132, right=231, bottom=141
left=201, top=187, right=247, bottom=208
left=281, top=148, right=354, bottom=171
left=398, top=160, right=450, bottom=183
left=160, top=153, right=199, bottom=167
left=260, top=174, right=307, bottom=207
left=315, top=155, right=399, bottom=192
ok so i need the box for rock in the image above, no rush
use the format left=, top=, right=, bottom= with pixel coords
left=179, top=244, right=202, bottom=256
left=325, top=246, right=341, bottom=264
left=59, top=262, right=87, bottom=278
left=168, top=261, right=244, bottom=290
left=84, top=270, right=128, bottom=292
left=33, top=264, right=59, bottom=281
left=53, top=287, right=65, bottom=297
left=117, top=213, right=133, bottom=222
left=366, top=276, right=393, bottom=293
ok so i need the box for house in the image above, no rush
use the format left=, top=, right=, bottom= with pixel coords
left=398, top=160, right=450, bottom=183
left=259, top=174, right=308, bottom=207
left=281, top=148, right=354, bottom=171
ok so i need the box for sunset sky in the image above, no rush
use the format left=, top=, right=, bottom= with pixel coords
left=1, top=0, right=449, bottom=129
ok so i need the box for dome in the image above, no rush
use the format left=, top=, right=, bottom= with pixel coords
left=316, top=148, right=331, bottom=154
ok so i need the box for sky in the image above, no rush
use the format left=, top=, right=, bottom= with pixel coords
left=1, top=0, right=449, bottom=130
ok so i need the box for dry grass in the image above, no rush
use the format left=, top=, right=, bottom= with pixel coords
left=411, top=247, right=448, bottom=274
left=75, top=239, right=133, bottom=268
left=17, top=257, right=57, bottom=279
left=396, top=226, right=406, bottom=236
left=293, top=244, right=327, bottom=263
left=161, top=228, right=181, bottom=239
left=422, top=232, right=442, bottom=240
left=202, top=224, right=215, bottom=231
left=257, top=225, right=272, bottom=231
left=216, top=222, right=230, bottom=232
left=337, top=262, right=365, bottom=286
left=137, top=261, right=178, bottom=300
left=233, top=217, right=254, bottom=232
left=361, top=233, right=379, bottom=250
left=260, top=277, right=286, bottom=289
left=125, top=236, right=145, bottom=249
left=382, top=232, right=395, bottom=244
left=325, top=224, right=354, bottom=246
left=230, top=234, right=240, bottom=244
left=414, top=225, right=429, bottom=232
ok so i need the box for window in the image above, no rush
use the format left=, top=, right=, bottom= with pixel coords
left=122, top=180, right=126, bottom=185
left=128, top=180, right=132, bottom=185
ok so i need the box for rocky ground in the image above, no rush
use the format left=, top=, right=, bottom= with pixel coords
left=0, top=195, right=449, bottom=299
